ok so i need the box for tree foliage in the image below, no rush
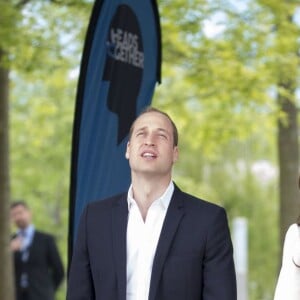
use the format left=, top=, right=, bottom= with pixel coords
left=153, top=1, right=300, bottom=299
left=0, top=1, right=92, bottom=299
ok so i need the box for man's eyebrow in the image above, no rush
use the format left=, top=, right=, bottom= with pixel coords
left=157, top=128, right=170, bottom=133
left=134, top=127, right=170, bottom=135
left=156, top=128, right=172, bottom=137
left=135, top=126, right=147, bottom=132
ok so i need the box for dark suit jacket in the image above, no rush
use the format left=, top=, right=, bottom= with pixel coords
left=67, top=185, right=236, bottom=300
left=13, top=230, right=64, bottom=300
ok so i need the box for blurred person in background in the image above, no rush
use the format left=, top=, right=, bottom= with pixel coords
left=10, top=200, right=64, bottom=300
left=273, top=176, right=300, bottom=300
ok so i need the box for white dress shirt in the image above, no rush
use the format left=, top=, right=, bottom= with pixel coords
left=126, top=182, right=174, bottom=300
left=19, top=225, right=34, bottom=247
left=19, top=224, right=35, bottom=261
left=18, top=224, right=35, bottom=288
left=274, top=223, right=300, bottom=300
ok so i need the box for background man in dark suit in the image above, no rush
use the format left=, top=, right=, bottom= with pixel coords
left=67, top=107, right=237, bottom=300
left=10, top=201, right=64, bottom=300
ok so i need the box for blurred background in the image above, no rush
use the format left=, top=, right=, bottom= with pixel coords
left=1, top=1, right=300, bottom=299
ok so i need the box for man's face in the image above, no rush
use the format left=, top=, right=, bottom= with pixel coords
left=10, top=205, right=31, bottom=229
left=125, top=111, right=178, bottom=177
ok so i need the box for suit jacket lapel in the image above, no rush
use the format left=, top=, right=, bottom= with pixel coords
left=149, top=187, right=185, bottom=300
left=112, top=195, right=128, bottom=300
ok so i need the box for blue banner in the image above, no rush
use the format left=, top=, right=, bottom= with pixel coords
left=68, top=0, right=161, bottom=257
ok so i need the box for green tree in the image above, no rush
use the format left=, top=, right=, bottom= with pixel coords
left=154, top=1, right=300, bottom=299
left=0, top=1, right=91, bottom=299
left=0, top=2, right=23, bottom=298
left=0, top=49, right=15, bottom=300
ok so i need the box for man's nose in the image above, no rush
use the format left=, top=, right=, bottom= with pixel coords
left=144, top=134, right=155, bottom=146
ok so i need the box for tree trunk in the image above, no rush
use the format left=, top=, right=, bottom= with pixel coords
left=277, top=80, right=299, bottom=248
left=0, top=49, right=15, bottom=299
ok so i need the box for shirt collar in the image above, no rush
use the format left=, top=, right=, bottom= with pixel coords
left=127, top=181, right=174, bottom=211
left=18, top=224, right=35, bottom=237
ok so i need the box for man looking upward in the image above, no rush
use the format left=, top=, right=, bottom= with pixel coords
left=67, top=107, right=237, bottom=300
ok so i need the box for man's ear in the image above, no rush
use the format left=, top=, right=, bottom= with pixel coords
left=173, top=146, right=179, bottom=163
left=125, top=142, right=130, bottom=159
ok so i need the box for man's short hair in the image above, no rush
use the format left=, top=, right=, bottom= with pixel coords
left=10, top=200, right=29, bottom=210
left=128, top=106, right=179, bottom=146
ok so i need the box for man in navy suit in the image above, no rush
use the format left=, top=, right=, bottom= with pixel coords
left=67, top=107, right=237, bottom=300
left=10, top=201, right=64, bottom=300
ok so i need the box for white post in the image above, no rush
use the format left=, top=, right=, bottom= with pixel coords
left=232, top=217, right=248, bottom=300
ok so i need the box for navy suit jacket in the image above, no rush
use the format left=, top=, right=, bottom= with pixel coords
left=67, top=185, right=236, bottom=300
left=13, top=230, right=65, bottom=300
